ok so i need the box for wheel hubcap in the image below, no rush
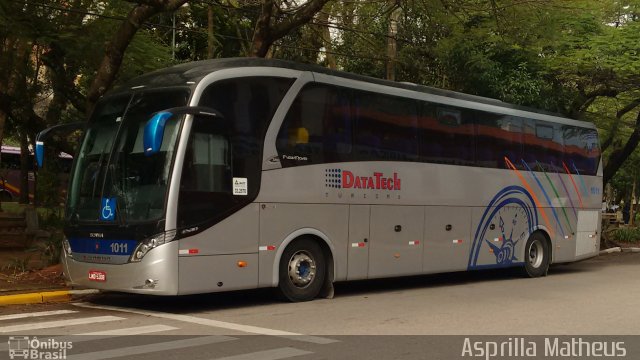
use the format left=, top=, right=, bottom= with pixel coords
left=528, top=240, right=544, bottom=268
left=288, top=251, right=316, bottom=288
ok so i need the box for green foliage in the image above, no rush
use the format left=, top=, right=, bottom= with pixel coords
left=36, top=166, right=61, bottom=210
left=612, top=227, right=640, bottom=243
left=2, top=256, right=31, bottom=274
left=2, top=0, right=640, bottom=198
left=35, top=232, right=64, bottom=267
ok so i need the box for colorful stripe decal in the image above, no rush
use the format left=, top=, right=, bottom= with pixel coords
left=522, top=160, right=565, bottom=237
left=562, top=162, right=584, bottom=208
left=571, top=161, right=590, bottom=197
left=551, top=162, right=578, bottom=218
left=504, top=157, right=555, bottom=238
left=537, top=161, right=573, bottom=233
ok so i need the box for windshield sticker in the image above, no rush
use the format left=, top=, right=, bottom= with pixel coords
left=233, top=177, right=248, bottom=196
left=100, top=197, right=116, bottom=221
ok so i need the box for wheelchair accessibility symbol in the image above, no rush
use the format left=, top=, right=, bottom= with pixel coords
left=100, top=197, right=116, bottom=221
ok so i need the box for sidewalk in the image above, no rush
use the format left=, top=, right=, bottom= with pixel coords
left=0, top=263, right=68, bottom=305
left=0, top=264, right=100, bottom=305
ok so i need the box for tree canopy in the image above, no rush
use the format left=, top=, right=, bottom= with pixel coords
left=1, top=0, right=639, bottom=201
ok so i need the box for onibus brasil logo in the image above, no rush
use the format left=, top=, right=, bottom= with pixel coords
left=8, top=336, right=72, bottom=359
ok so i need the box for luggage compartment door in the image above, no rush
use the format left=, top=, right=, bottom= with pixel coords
left=368, top=206, right=424, bottom=278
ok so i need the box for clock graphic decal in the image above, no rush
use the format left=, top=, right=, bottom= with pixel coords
left=469, top=185, right=539, bottom=269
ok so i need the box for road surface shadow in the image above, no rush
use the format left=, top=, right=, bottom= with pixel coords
left=82, top=254, right=625, bottom=313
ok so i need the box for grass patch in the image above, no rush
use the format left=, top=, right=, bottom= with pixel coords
left=612, top=227, right=640, bottom=243
left=0, top=202, right=63, bottom=218
left=2, top=256, right=31, bottom=275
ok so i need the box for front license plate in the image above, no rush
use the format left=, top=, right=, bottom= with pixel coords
left=88, top=270, right=106, bottom=282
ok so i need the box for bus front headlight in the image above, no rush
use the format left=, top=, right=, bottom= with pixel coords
left=130, top=230, right=176, bottom=262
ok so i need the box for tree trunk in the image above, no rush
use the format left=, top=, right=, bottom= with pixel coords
left=86, top=5, right=157, bottom=115
left=318, top=11, right=336, bottom=69
left=250, top=0, right=275, bottom=57
left=603, top=110, right=640, bottom=186
left=601, top=98, right=640, bottom=152
left=386, top=1, right=402, bottom=81
left=630, top=172, right=637, bottom=226
left=250, top=0, right=330, bottom=58
left=207, top=5, right=215, bottom=59
left=86, top=0, right=189, bottom=116
left=19, top=131, right=29, bottom=204
left=0, top=110, right=5, bottom=150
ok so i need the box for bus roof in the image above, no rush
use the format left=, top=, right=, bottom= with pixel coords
left=115, top=57, right=591, bottom=128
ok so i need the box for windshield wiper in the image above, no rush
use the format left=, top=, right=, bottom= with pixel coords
left=103, top=161, right=128, bottom=227
left=91, top=142, right=109, bottom=200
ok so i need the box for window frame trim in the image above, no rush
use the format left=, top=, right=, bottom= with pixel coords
left=166, top=68, right=303, bottom=231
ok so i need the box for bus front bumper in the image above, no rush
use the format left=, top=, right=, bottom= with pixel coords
left=62, top=241, right=179, bottom=295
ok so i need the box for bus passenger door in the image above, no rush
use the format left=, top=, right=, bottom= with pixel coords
left=424, top=206, right=471, bottom=273
left=368, top=206, right=424, bottom=278
left=347, top=205, right=370, bottom=280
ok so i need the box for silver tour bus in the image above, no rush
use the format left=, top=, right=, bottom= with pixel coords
left=41, top=58, right=602, bottom=301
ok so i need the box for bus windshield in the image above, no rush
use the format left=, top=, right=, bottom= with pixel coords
left=68, top=89, right=190, bottom=223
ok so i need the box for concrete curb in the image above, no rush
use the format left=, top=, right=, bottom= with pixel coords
left=600, top=247, right=621, bottom=254
left=0, top=289, right=99, bottom=306
left=599, top=247, right=640, bottom=255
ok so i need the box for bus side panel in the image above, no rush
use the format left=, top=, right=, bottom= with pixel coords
left=347, top=205, right=370, bottom=280
left=176, top=204, right=260, bottom=294
left=258, top=203, right=349, bottom=287
left=469, top=205, right=531, bottom=270
left=177, top=204, right=260, bottom=255
left=551, top=207, right=577, bottom=263
left=574, top=210, right=601, bottom=260
left=178, top=254, right=259, bottom=295
left=423, top=206, right=472, bottom=274
left=368, top=205, right=424, bottom=278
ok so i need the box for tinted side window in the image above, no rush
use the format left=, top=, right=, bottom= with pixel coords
left=475, top=114, right=523, bottom=169
left=522, top=119, right=564, bottom=172
left=199, top=76, right=293, bottom=194
left=352, top=91, right=418, bottom=161
left=177, top=116, right=233, bottom=227
left=563, top=126, right=600, bottom=176
left=179, top=76, right=293, bottom=228
left=419, top=103, right=475, bottom=166
left=277, top=84, right=352, bottom=166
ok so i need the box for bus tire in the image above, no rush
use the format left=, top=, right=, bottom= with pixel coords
left=523, top=232, right=549, bottom=278
left=278, top=238, right=326, bottom=302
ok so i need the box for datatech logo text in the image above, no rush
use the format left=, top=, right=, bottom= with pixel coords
left=325, top=169, right=401, bottom=190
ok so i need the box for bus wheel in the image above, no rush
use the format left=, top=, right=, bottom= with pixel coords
left=523, top=232, right=549, bottom=278
left=278, top=238, right=326, bottom=302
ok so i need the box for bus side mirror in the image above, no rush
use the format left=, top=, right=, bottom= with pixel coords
left=143, top=106, right=223, bottom=156
left=35, top=122, right=84, bottom=168
left=35, top=141, right=45, bottom=168
left=143, top=112, right=173, bottom=156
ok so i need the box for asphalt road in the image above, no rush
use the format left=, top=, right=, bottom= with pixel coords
left=0, top=252, right=638, bottom=359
